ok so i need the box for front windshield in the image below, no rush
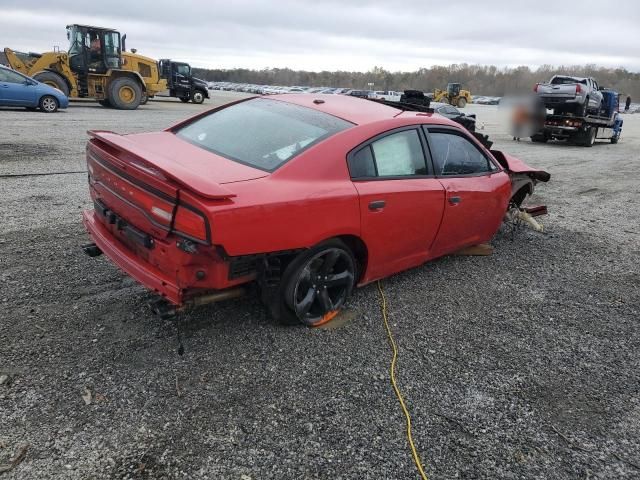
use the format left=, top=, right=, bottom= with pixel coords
left=67, top=26, right=86, bottom=56
left=175, top=98, right=353, bottom=171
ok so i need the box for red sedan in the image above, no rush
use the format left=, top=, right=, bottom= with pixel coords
left=82, top=94, right=549, bottom=326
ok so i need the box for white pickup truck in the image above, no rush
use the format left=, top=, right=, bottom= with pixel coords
left=372, top=90, right=402, bottom=101
left=534, top=75, right=603, bottom=116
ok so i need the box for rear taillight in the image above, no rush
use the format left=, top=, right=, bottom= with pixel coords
left=533, top=84, right=539, bottom=92
left=173, top=205, right=208, bottom=243
left=575, top=84, right=582, bottom=93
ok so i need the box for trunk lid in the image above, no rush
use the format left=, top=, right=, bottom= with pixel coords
left=87, top=130, right=265, bottom=244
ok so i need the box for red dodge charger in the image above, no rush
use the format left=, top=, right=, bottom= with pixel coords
left=82, top=94, right=549, bottom=326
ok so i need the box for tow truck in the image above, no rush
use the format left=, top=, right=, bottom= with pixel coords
left=531, top=89, right=623, bottom=147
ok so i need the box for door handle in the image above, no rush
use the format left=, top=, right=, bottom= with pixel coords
left=368, top=200, right=386, bottom=211
left=448, top=196, right=461, bottom=205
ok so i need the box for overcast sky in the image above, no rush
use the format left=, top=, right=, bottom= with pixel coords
left=2, top=1, right=639, bottom=72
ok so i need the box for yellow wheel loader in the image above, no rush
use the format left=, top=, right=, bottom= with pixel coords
left=433, top=82, right=472, bottom=108
left=4, top=24, right=166, bottom=110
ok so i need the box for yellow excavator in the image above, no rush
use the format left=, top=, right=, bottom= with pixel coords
left=433, top=82, right=473, bottom=108
left=4, top=24, right=166, bottom=110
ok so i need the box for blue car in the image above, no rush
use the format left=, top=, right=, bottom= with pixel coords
left=0, top=65, right=69, bottom=113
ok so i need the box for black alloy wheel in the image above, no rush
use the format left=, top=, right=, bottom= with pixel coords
left=285, top=246, right=356, bottom=326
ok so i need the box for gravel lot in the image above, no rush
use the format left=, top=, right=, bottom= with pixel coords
left=1, top=95, right=639, bottom=479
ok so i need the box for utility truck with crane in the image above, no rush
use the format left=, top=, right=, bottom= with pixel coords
left=4, top=24, right=166, bottom=110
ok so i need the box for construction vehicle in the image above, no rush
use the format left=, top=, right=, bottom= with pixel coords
left=433, top=82, right=472, bottom=108
left=158, top=59, right=209, bottom=104
left=4, top=24, right=166, bottom=110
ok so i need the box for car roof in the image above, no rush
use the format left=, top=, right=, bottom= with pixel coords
left=268, top=93, right=401, bottom=125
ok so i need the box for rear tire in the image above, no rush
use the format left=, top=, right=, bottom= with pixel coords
left=584, top=126, right=596, bottom=147
left=33, top=71, right=69, bottom=96
left=191, top=90, right=205, bottom=104
left=108, top=77, right=142, bottom=110
left=140, top=94, right=149, bottom=105
left=457, top=97, right=467, bottom=108
left=265, top=240, right=357, bottom=326
left=39, top=95, right=59, bottom=113
left=531, top=134, right=548, bottom=143
left=98, top=99, right=111, bottom=108
left=579, top=99, right=588, bottom=117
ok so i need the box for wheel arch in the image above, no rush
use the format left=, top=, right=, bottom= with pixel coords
left=510, top=179, right=534, bottom=207
left=334, top=234, right=368, bottom=283
left=33, top=69, right=73, bottom=92
left=106, top=70, right=147, bottom=93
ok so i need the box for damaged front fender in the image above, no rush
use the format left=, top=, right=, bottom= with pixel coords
left=491, top=150, right=551, bottom=183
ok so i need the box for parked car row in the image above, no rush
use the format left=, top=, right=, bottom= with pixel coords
left=473, top=96, right=502, bottom=105
left=208, top=82, right=377, bottom=97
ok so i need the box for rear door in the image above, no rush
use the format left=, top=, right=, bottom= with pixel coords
left=423, top=126, right=511, bottom=257
left=348, top=127, right=445, bottom=281
left=0, top=69, right=36, bottom=106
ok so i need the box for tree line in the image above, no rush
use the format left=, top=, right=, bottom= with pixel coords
left=192, top=64, right=640, bottom=98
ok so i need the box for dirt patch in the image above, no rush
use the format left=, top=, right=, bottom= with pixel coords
left=0, top=143, right=61, bottom=163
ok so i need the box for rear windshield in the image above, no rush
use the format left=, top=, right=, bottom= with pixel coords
left=551, top=76, right=588, bottom=85
left=175, top=98, right=353, bottom=171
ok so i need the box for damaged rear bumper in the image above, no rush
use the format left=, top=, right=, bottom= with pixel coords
left=83, top=210, right=183, bottom=304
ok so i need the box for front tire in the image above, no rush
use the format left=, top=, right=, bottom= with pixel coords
left=457, top=97, right=467, bottom=108
left=108, top=77, right=142, bottom=110
left=266, top=240, right=357, bottom=326
left=179, top=97, right=190, bottom=103
left=39, top=95, right=59, bottom=113
left=191, top=90, right=205, bottom=104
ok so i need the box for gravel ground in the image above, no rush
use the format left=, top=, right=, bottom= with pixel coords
left=1, top=95, right=639, bottom=479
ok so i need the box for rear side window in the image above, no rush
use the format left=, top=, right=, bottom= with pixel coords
left=175, top=98, right=352, bottom=171
left=348, top=129, right=428, bottom=178
left=349, top=146, right=376, bottom=178
left=427, top=131, right=494, bottom=176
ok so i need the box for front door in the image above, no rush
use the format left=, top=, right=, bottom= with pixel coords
left=423, top=127, right=511, bottom=257
left=0, top=69, right=36, bottom=106
left=348, top=127, right=446, bottom=282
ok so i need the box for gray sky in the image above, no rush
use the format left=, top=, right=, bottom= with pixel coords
left=2, top=1, right=639, bottom=72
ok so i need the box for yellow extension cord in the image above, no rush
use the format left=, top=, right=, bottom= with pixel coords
left=377, top=281, right=429, bottom=480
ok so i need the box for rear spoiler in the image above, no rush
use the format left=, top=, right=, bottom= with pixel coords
left=88, top=130, right=237, bottom=199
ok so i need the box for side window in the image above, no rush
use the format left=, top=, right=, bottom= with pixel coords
left=427, top=131, right=493, bottom=176
left=348, top=129, right=428, bottom=179
left=0, top=69, right=26, bottom=84
left=371, top=130, right=427, bottom=177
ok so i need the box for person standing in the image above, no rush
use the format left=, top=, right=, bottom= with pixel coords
left=625, top=96, right=631, bottom=112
